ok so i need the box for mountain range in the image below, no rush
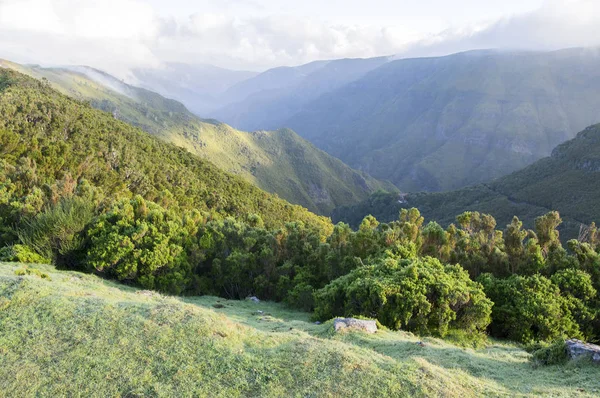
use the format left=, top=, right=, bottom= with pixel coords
left=131, top=63, right=258, bottom=116
left=333, top=122, right=600, bottom=240
left=202, top=48, right=600, bottom=193
left=0, top=60, right=393, bottom=215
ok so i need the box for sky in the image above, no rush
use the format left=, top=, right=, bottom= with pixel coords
left=0, top=0, right=598, bottom=78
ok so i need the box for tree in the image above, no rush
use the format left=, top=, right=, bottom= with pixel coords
left=535, top=211, right=562, bottom=255
left=503, top=216, right=544, bottom=275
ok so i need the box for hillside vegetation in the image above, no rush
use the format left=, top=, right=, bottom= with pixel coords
left=3, top=62, right=600, bottom=397
left=0, top=68, right=331, bottom=232
left=2, top=262, right=598, bottom=397
left=281, top=48, right=600, bottom=192
left=0, top=60, right=392, bottom=214
left=334, top=123, right=600, bottom=240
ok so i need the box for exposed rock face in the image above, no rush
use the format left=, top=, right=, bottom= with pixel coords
left=333, top=318, right=377, bottom=334
left=566, top=339, right=600, bottom=363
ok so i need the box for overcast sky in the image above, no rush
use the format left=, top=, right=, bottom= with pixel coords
left=0, top=0, right=598, bottom=78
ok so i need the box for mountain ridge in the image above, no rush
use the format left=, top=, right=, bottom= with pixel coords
left=0, top=59, right=394, bottom=215
left=216, top=47, right=600, bottom=193
left=333, top=122, right=600, bottom=240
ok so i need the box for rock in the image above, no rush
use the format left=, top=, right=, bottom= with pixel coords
left=314, top=321, right=321, bottom=325
left=333, top=318, right=377, bottom=334
left=246, top=296, right=260, bottom=303
left=566, top=339, right=600, bottom=363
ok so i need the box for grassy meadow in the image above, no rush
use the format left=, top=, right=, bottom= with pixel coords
left=1, top=262, right=598, bottom=397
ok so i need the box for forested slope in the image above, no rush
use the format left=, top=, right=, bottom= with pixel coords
left=0, top=60, right=392, bottom=214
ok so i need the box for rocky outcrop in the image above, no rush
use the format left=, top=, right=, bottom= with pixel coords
left=333, top=318, right=377, bottom=334
left=566, top=339, right=600, bottom=363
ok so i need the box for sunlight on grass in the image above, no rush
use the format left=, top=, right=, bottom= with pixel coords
left=1, top=262, right=598, bottom=397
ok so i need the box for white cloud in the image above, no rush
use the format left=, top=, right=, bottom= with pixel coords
left=0, top=0, right=161, bottom=77
left=400, top=0, right=600, bottom=58
left=0, top=0, right=598, bottom=76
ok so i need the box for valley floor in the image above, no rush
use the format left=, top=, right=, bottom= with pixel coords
left=0, top=263, right=597, bottom=397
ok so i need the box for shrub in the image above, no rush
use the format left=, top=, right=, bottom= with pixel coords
left=17, top=196, right=94, bottom=266
left=531, top=339, right=568, bottom=366
left=551, top=269, right=598, bottom=341
left=14, top=266, right=51, bottom=280
left=479, top=274, right=580, bottom=343
left=313, top=256, right=492, bottom=337
left=0, top=244, right=51, bottom=264
left=84, top=196, right=191, bottom=294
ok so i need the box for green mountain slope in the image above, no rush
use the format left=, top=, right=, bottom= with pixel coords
left=333, top=123, right=600, bottom=239
left=0, top=60, right=393, bottom=214
left=0, top=68, right=331, bottom=232
left=211, top=56, right=390, bottom=132
left=2, top=262, right=597, bottom=397
left=284, top=48, right=600, bottom=192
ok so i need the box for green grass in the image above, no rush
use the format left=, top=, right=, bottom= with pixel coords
left=1, top=262, right=598, bottom=397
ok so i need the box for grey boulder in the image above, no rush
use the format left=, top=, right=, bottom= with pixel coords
left=333, top=318, right=377, bottom=334
left=566, top=339, right=600, bottom=363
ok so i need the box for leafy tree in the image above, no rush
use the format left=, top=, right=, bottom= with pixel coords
left=503, top=216, right=544, bottom=275
left=450, top=212, right=507, bottom=277
left=535, top=211, right=562, bottom=255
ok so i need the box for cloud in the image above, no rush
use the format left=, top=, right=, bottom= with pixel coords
left=0, top=0, right=161, bottom=77
left=400, top=0, right=600, bottom=58
left=151, top=14, right=419, bottom=70
left=0, top=0, right=598, bottom=77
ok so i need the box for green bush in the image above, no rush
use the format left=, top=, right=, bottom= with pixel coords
left=0, top=244, right=51, bottom=264
left=479, top=274, right=581, bottom=343
left=18, top=196, right=94, bottom=266
left=551, top=269, right=598, bottom=341
left=84, top=196, right=191, bottom=294
left=313, top=256, right=492, bottom=337
left=531, top=339, right=568, bottom=366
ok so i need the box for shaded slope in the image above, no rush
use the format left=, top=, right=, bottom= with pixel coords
left=0, top=60, right=393, bottom=214
left=285, top=48, right=600, bottom=192
left=334, top=124, right=600, bottom=240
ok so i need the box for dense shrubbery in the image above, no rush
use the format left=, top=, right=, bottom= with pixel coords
left=84, top=196, right=194, bottom=294
left=313, top=255, right=492, bottom=336
left=0, top=69, right=331, bottom=236
left=479, top=274, right=581, bottom=343
left=2, top=68, right=600, bottom=344
left=0, top=244, right=50, bottom=264
left=5, top=185, right=600, bottom=343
